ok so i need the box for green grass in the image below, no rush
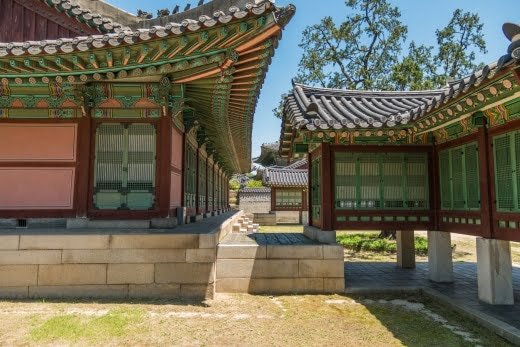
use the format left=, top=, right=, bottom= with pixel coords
left=30, top=308, right=144, bottom=343
left=337, top=233, right=428, bottom=256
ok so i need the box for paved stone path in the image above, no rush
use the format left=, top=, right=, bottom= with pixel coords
left=221, top=232, right=320, bottom=245
left=345, top=262, right=520, bottom=330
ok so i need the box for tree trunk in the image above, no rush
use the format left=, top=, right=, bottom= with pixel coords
left=378, top=230, right=396, bottom=239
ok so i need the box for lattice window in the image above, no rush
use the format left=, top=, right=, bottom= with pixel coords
left=198, top=156, right=206, bottom=209
left=438, top=142, right=480, bottom=211
left=184, top=144, right=197, bottom=208
left=275, top=189, right=302, bottom=208
left=208, top=166, right=214, bottom=211
left=493, top=132, right=520, bottom=211
left=94, top=123, right=156, bottom=210
left=335, top=152, right=429, bottom=210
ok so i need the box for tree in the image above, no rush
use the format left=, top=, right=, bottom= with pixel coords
left=297, top=0, right=407, bottom=90
left=390, top=42, right=437, bottom=91
left=229, top=179, right=240, bottom=191
left=293, top=1, right=487, bottom=94
left=435, top=9, right=487, bottom=85
left=246, top=180, right=264, bottom=188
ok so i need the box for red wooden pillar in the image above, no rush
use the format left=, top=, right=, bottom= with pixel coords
left=431, top=144, right=440, bottom=231
left=321, top=142, right=333, bottom=230
left=75, top=115, right=91, bottom=218
left=479, top=126, right=494, bottom=238
left=271, top=187, right=276, bottom=212
left=158, top=114, right=172, bottom=217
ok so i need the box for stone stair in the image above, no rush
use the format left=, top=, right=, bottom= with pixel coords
left=232, top=216, right=259, bottom=234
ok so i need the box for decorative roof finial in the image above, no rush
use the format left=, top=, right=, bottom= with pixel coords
left=503, top=23, right=520, bottom=59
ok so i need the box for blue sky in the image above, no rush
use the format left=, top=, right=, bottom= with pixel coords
left=110, top=0, right=519, bottom=157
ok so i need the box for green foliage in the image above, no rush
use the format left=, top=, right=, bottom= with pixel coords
left=246, top=180, right=264, bottom=188
left=295, top=1, right=487, bottom=92
left=435, top=9, right=487, bottom=85
left=229, top=179, right=240, bottom=191
left=297, top=0, right=407, bottom=90
left=337, top=233, right=428, bottom=256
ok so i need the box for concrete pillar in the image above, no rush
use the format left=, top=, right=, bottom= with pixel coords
left=397, top=230, right=415, bottom=268
left=477, top=238, right=514, bottom=305
left=428, top=231, right=453, bottom=283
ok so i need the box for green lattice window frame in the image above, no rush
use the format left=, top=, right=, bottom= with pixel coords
left=93, top=123, right=156, bottom=211
left=335, top=152, right=429, bottom=210
left=275, top=189, right=303, bottom=208
left=493, top=131, right=520, bottom=212
left=198, top=156, right=207, bottom=208
left=439, top=142, right=480, bottom=211
left=184, top=144, right=197, bottom=208
left=208, top=166, right=214, bottom=210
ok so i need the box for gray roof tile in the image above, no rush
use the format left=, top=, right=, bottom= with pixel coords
left=263, top=167, right=307, bottom=187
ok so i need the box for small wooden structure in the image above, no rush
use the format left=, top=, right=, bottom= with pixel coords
left=263, top=159, right=308, bottom=223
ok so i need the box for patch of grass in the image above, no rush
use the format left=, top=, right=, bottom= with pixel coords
left=30, top=308, right=144, bottom=343
left=337, top=233, right=428, bottom=256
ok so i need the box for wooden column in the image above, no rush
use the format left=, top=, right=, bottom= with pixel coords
left=431, top=144, right=440, bottom=231
left=321, top=142, right=333, bottom=230
left=479, top=126, right=494, bottom=238
left=158, top=114, right=172, bottom=217
left=271, top=187, right=276, bottom=212
left=75, top=115, right=92, bottom=218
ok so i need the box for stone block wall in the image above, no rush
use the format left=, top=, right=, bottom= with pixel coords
left=215, top=243, right=345, bottom=294
left=239, top=200, right=271, bottom=215
left=0, top=212, right=243, bottom=300
left=253, top=213, right=277, bottom=226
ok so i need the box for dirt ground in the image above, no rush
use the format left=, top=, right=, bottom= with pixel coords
left=0, top=294, right=512, bottom=346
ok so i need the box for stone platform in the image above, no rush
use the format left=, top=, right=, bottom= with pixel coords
left=0, top=211, right=242, bottom=300
left=216, top=233, right=345, bottom=294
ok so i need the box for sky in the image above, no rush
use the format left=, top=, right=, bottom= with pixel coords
left=109, top=0, right=520, bottom=157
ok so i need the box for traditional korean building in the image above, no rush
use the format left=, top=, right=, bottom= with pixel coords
left=280, top=23, right=520, bottom=305
left=0, top=0, right=295, bottom=224
left=263, top=158, right=308, bottom=223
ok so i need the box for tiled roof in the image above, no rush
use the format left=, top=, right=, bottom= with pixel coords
left=239, top=187, right=271, bottom=200
left=285, top=158, right=308, bottom=169
left=263, top=168, right=307, bottom=187
left=283, top=23, right=519, bottom=132
left=284, top=82, right=445, bottom=131
left=40, top=0, right=137, bottom=34
left=239, top=187, right=271, bottom=194
left=0, top=0, right=283, bottom=57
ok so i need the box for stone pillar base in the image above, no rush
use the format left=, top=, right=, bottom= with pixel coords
left=397, top=230, right=415, bottom=269
left=477, top=238, right=514, bottom=305
left=303, top=225, right=336, bottom=244
left=428, top=231, right=453, bottom=283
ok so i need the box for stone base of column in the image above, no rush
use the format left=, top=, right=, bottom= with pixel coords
left=428, top=231, right=453, bottom=283
left=303, top=225, right=336, bottom=244
left=397, top=230, right=415, bottom=269
left=477, top=238, right=514, bottom=305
